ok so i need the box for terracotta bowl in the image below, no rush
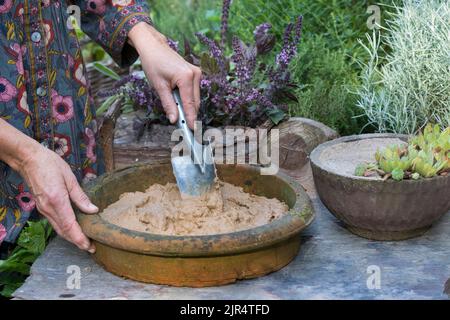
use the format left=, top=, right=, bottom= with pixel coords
left=76, top=160, right=314, bottom=287
left=310, top=134, right=450, bottom=241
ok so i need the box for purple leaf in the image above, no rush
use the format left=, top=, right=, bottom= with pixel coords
left=254, top=23, right=276, bottom=55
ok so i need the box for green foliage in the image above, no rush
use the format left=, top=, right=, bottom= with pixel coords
left=0, top=220, right=53, bottom=298
left=266, top=109, right=286, bottom=125
left=91, top=63, right=141, bottom=117
left=149, top=0, right=222, bottom=49
left=410, top=124, right=450, bottom=156
left=355, top=124, right=450, bottom=180
left=391, top=168, right=405, bottom=181
left=356, top=0, right=450, bottom=134
left=230, top=0, right=378, bottom=54
left=375, top=145, right=412, bottom=174
left=288, top=37, right=363, bottom=134
left=147, top=0, right=447, bottom=135
left=96, top=95, right=119, bottom=115
left=354, top=163, right=368, bottom=177
left=75, top=28, right=108, bottom=63
left=92, top=62, right=121, bottom=80
left=81, top=41, right=107, bottom=63
left=148, top=0, right=398, bottom=135
left=410, top=124, right=450, bottom=177
left=227, top=0, right=400, bottom=135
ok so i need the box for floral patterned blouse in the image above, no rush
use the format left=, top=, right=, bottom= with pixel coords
left=0, top=0, right=152, bottom=244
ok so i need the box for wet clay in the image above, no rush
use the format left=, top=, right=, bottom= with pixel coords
left=318, top=138, right=406, bottom=179
left=100, top=182, right=288, bottom=236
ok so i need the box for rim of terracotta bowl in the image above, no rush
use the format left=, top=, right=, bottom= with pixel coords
left=310, top=133, right=450, bottom=186
left=76, top=161, right=314, bottom=257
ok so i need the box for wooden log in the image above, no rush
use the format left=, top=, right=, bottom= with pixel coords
left=98, top=99, right=122, bottom=173
left=270, top=117, right=339, bottom=170
left=113, top=146, right=172, bottom=170
left=105, top=111, right=338, bottom=171
left=112, top=111, right=176, bottom=169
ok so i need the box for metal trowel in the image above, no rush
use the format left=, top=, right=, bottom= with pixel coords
left=171, top=89, right=216, bottom=197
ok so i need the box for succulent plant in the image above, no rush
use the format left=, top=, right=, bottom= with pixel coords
left=375, top=145, right=412, bottom=173
left=412, top=150, right=447, bottom=178
left=354, top=124, right=450, bottom=180
left=354, top=163, right=380, bottom=177
left=410, top=124, right=450, bottom=174
left=410, top=124, right=450, bottom=151
left=411, top=172, right=420, bottom=180
left=354, top=163, right=367, bottom=177
left=391, top=168, right=405, bottom=181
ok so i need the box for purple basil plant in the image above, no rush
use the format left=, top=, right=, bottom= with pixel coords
left=97, top=71, right=169, bottom=139
left=100, top=0, right=303, bottom=134
left=194, top=0, right=302, bottom=128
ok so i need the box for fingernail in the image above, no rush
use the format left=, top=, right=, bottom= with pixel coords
left=168, top=114, right=176, bottom=123
left=89, top=203, right=99, bottom=212
left=88, top=245, right=96, bottom=254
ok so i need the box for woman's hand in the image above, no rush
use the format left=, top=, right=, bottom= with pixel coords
left=0, top=119, right=98, bottom=252
left=17, top=146, right=98, bottom=252
left=128, top=22, right=202, bottom=129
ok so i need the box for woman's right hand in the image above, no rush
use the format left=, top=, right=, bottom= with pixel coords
left=17, top=145, right=98, bottom=252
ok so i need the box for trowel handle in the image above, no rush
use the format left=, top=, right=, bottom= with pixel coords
left=172, top=88, right=194, bottom=144
left=172, top=88, right=205, bottom=172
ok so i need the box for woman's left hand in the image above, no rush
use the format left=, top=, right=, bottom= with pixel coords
left=128, top=23, right=202, bottom=129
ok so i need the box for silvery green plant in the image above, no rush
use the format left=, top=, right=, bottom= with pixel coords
left=355, top=0, right=450, bottom=134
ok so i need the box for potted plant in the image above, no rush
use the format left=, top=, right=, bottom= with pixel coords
left=310, top=124, right=450, bottom=240
left=91, top=0, right=337, bottom=171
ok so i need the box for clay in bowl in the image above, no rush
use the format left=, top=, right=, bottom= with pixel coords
left=76, top=160, right=314, bottom=287
left=99, top=181, right=289, bottom=236
left=310, top=134, right=450, bottom=240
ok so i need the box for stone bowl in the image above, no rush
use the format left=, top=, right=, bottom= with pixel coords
left=76, top=160, right=314, bottom=287
left=310, top=134, right=450, bottom=240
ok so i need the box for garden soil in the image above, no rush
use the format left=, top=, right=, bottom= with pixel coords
left=100, top=181, right=288, bottom=236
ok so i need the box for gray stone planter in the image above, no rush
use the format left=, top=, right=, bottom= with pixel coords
left=310, top=133, right=450, bottom=240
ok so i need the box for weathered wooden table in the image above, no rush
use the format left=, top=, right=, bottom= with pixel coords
left=13, top=165, right=450, bottom=300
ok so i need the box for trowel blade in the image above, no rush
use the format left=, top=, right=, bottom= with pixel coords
left=171, top=155, right=216, bottom=197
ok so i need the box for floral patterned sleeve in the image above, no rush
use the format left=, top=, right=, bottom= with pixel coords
left=71, top=0, right=153, bottom=67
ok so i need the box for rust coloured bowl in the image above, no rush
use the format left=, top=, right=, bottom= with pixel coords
left=76, top=160, right=314, bottom=287
left=310, top=134, right=450, bottom=241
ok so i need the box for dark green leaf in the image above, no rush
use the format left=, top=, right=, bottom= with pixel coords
left=17, top=220, right=49, bottom=254
left=0, top=260, right=31, bottom=275
left=0, top=272, right=26, bottom=286
left=0, top=219, right=52, bottom=298
left=97, top=95, right=118, bottom=115
left=92, top=62, right=120, bottom=80
left=266, top=109, right=286, bottom=125
left=4, top=249, right=38, bottom=265
left=1, top=283, right=22, bottom=298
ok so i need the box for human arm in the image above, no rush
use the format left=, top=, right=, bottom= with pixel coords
left=71, top=1, right=201, bottom=128
left=127, top=22, right=201, bottom=128
left=0, top=119, right=98, bottom=252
